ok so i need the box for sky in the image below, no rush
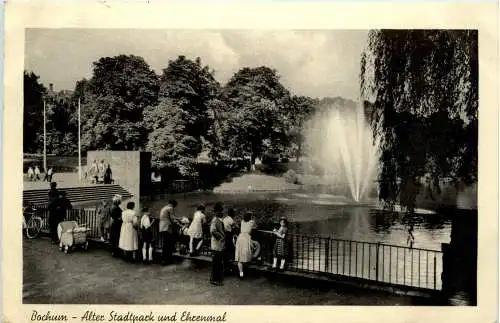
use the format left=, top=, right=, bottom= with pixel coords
left=25, top=29, right=368, bottom=100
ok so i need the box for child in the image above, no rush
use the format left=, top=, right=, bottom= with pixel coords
left=271, top=217, right=289, bottom=271
left=140, top=208, right=154, bottom=264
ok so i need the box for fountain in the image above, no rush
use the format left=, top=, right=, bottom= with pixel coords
left=305, top=102, right=380, bottom=203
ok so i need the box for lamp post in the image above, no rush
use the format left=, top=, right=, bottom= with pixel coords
left=78, top=98, right=82, bottom=181
left=43, top=99, right=47, bottom=173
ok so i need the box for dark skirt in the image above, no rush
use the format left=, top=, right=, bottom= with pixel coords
left=273, top=237, right=288, bottom=258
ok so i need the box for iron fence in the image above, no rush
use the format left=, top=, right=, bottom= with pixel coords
left=275, top=234, right=442, bottom=290
left=29, top=204, right=442, bottom=291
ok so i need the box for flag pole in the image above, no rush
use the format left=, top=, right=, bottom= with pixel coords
left=78, top=98, right=82, bottom=181
left=43, top=99, right=47, bottom=174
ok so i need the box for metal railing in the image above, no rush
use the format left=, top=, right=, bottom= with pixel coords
left=29, top=205, right=442, bottom=291
left=274, top=234, right=442, bottom=291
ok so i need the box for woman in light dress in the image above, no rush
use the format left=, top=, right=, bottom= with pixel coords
left=234, top=212, right=257, bottom=279
left=187, top=204, right=206, bottom=256
left=119, top=201, right=139, bottom=262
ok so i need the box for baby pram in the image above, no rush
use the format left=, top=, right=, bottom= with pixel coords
left=58, top=221, right=90, bottom=253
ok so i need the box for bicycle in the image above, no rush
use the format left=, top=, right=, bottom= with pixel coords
left=23, top=206, right=43, bottom=239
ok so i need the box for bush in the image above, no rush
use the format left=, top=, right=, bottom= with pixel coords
left=283, top=169, right=300, bottom=184
left=255, top=162, right=288, bottom=174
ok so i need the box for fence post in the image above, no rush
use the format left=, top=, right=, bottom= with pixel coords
left=325, top=237, right=330, bottom=273
left=375, top=242, right=380, bottom=281
left=433, top=254, right=437, bottom=290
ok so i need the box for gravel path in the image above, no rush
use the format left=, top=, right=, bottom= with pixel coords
left=23, top=237, right=438, bottom=305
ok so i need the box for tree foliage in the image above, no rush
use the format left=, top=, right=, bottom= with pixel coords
left=144, top=98, right=202, bottom=175
left=45, top=90, right=79, bottom=155
left=81, top=55, right=160, bottom=151
left=141, top=56, right=219, bottom=175
left=360, top=30, right=478, bottom=211
left=25, top=55, right=323, bottom=179
left=219, top=66, right=291, bottom=162
left=24, top=71, right=47, bottom=153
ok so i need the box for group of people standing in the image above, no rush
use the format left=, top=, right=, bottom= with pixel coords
left=26, top=165, right=54, bottom=182
left=196, top=202, right=290, bottom=285
left=96, top=196, right=291, bottom=287
left=99, top=196, right=180, bottom=265
left=87, top=159, right=113, bottom=184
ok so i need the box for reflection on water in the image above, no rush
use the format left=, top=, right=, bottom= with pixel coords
left=143, top=191, right=451, bottom=250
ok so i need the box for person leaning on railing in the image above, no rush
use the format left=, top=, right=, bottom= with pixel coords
left=234, top=212, right=257, bottom=279
left=222, top=208, right=236, bottom=274
left=187, top=204, right=206, bottom=256
left=209, top=202, right=226, bottom=286
left=158, top=200, right=178, bottom=265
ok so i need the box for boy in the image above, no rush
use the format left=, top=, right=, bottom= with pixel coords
left=140, top=208, right=155, bottom=264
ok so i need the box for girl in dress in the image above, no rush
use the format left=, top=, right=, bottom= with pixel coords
left=235, top=212, right=256, bottom=279
left=272, top=217, right=289, bottom=271
left=187, top=205, right=206, bottom=256
left=119, top=202, right=139, bottom=262
left=140, top=207, right=154, bottom=264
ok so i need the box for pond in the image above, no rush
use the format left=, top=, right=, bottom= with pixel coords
left=142, top=191, right=452, bottom=251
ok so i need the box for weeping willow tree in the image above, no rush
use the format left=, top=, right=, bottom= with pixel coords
left=360, top=30, right=478, bottom=212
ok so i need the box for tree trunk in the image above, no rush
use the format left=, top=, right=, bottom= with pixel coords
left=296, top=142, right=302, bottom=162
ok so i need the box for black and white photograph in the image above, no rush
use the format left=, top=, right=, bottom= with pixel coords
left=3, top=3, right=498, bottom=322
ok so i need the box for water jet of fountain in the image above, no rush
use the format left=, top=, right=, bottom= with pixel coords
left=305, top=102, right=380, bottom=203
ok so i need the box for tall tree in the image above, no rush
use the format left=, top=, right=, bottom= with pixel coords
left=144, top=98, right=202, bottom=175
left=220, top=66, right=291, bottom=163
left=285, top=95, right=318, bottom=161
left=360, top=30, right=478, bottom=212
left=45, top=90, right=78, bottom=155
left=145, top=56, right=219, bottom=175
left=23, top=71, right=47, bottom=153
left=81, top=55, right=160, bottom=151
left=159, top=56, right=219, bottom=139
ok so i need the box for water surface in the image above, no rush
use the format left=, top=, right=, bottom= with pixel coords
left=143, top=191, right=451, bottom=251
